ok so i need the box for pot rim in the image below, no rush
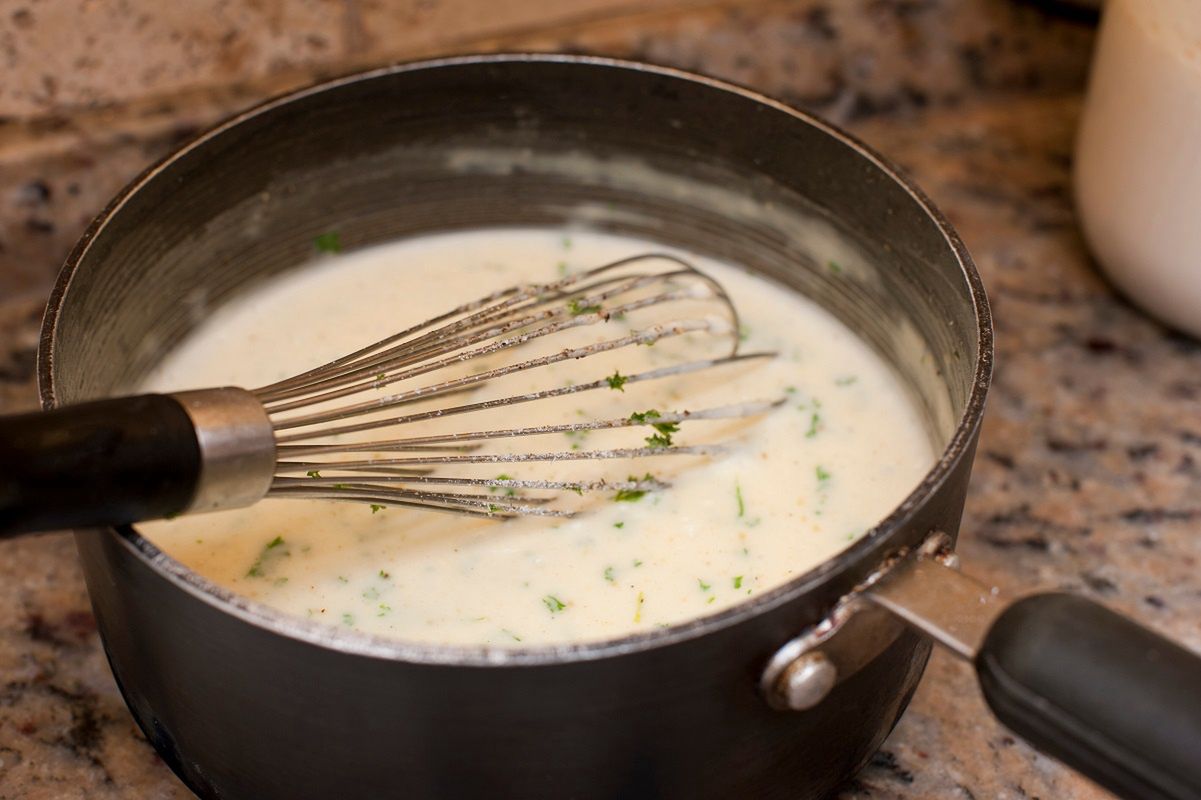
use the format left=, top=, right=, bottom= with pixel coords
left=37, top=53, right=994, bottom=667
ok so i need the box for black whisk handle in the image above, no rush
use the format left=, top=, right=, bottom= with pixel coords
left=0, top=394, right=202, bottom=536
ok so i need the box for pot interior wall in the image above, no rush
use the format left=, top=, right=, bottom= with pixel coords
left=51, top=59, right=976, bottom=455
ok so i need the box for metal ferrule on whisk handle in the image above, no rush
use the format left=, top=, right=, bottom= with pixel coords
left=0, top=254, right=778, bottom=535
left=170, top=388, right=277, bottom=514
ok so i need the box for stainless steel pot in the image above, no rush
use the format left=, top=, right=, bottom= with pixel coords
left=36, top=55, right=1201, bottom=800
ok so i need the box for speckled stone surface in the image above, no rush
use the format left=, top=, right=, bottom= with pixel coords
left=2, top=1, right=1197, bottom=798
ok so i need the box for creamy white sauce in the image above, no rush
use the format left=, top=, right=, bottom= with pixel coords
left=139, top=228, right=934, bottom=646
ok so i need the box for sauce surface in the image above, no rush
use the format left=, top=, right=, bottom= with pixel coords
left=139, top=229, right=935, bottom=646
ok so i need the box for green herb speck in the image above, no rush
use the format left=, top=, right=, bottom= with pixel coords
left=379, top=570, right=390, bottom=579
left=835, top=375, right=858, bottom=386
left=341, top=613, right=354, bottom=627
left=735, top=482, right=745, bottom=517
left=806, top=412, right=821, bottom=438
left=816, top=465, right=832, bottom=482
left=828, top=259, right=842, bottom=275
left=246, top=536, right=288, bottom=578
left=502, top=628, right=523, bottom=642
left=614, top=473, right=655, bottom=503
left=633, top=559, right=644, bottom=567
left=543, top=595, right=567, bottom=613
left=370, top=504, right=385, bottom=514
left=614, top=521, right=625, bottom=529
left=315, top=232, right=342, bottom=253
left=734, top=575, right=744, bottom=589
left=377, top=604, right=392, bottom=617
left=606, top=370, right=629, bottom=391
left=306, top=469, right=321, bottom=478
left=630, top=409, right=679, bottom=448
left=567, top=298, right=602, bottom=316
left=557, top=260, right=569, bottom=276
left=490, top=474, right=516, bottom=497
left=698, top=578, right=711, bottom=592
left=604, top=566, right=616, bottom=583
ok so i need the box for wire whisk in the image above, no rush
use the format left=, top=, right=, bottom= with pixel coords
left=257, top=253, right=778, bottom=518
left=0, top=253, right=780, bottom=536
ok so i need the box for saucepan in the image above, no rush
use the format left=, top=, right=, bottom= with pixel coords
left=26, top=55, right=1201, bottom=799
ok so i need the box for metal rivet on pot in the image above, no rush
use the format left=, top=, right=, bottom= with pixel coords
left=776, top=651, right=838, bottom=711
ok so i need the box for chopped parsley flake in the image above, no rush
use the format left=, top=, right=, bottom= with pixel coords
left=306, top=469, right=321, bottom=478
left=379, top=570, right=390, bottom=579
left=567, top=298, right=602, bottom=316
left=490, top=474, right=516, bottom=497
left=315, top=232, right=342, bottom=253
left=806, top=412, right=821, bottom=438
left=604, top=566, right=616, bottom=583
left=835, top=375, right=858, bottom=386
left=828, top=259, right=843, bottom=275
left=738, top=325, right=750, bottom=342
left=370, top=504, right=384, bottom=514
left=341, top=613, right=354, bottom=626
left=734, top=575, right=744, bottom=589
left=816, top=465, right=831, bottom=482
left=332, top=483, right=348, bottom=490
left=633, top=559, right=644, bottom=567
left=557, top=260, right=569, bottom=276
left=246, top=536, right=288, bottom=578
left=543, top=595, right=567, bottom=613
left=735, top=482, right=745, bottom=517
left=502, top=628, right=523, bottom=642
left=645, top=431, right=674, bottom=449
left=698, top=578, right=711, bottom=592
left=606, top=370, right=629, bottom=391
left=614, top=473, right=655, bottom=502
left=377, top=604, right=392, bottom=617
left=630, top=409, right=679, bottom=448
left=614, top=521, right=625, bottom=529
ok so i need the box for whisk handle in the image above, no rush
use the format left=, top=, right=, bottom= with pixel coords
left=0, top=394, right=202, bottom=536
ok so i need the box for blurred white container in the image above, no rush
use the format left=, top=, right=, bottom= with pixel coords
left=1075, top=0, right=1201, bottom=337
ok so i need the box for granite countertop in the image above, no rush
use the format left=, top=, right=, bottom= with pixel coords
left=2, top=1, right=1199, bottom=798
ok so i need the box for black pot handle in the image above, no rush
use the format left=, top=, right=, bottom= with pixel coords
left=977, top=593, right=1201, bottom=800
left=0, top=394, right=202, bottom=536
left=867, top=553, right=1201, bottom=800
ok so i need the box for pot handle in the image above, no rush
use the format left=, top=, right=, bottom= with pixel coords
left=977, top=593, right=1201, bottom=800
left=868, top=557, right=1201, bottom=800
left=0, top=394, right=202, bottom=536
